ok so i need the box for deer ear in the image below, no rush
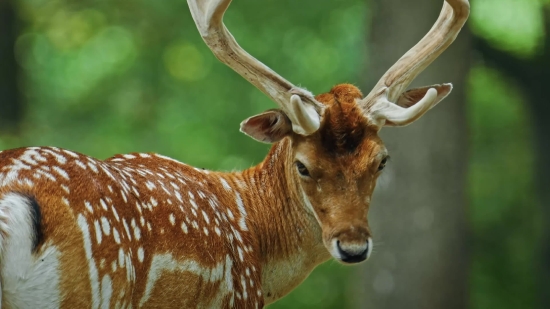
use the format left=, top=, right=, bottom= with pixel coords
left=395, top=84, right=452, bottom=108
left=240, top=109, right=293, bottom=143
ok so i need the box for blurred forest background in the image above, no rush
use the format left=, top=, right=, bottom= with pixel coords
left=0, top=0, right=548, bottom=308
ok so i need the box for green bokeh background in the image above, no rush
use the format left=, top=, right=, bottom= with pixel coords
left=0, top=0, right=546, bottom=308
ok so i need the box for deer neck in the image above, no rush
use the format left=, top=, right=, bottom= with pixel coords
left=231, top=138, right=330, bottom=303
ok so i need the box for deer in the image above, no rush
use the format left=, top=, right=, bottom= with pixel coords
left=0, top=0, right=469, bottom=308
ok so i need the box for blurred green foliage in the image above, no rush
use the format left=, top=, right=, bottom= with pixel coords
left=471, top=0, right=546, bottom=57
left=468, top=66, right=539, bottom=309
left=1, top=0, right=546, bottom=308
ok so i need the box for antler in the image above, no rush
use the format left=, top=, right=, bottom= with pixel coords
left=187, top=0, right=323, bottom=135
left=360, top=0, right=470, bottom=128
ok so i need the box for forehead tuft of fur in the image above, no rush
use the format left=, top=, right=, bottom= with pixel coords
left=315, top=84, right=370, bottom=155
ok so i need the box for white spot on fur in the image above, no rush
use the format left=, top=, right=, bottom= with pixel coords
left=113, top=228, right=121, bottom=244
left=169, top=213, right=176, bottom=226
left=77, top=214, right=101, bottom=309
left=202, top=211, right=210, bottom=224
left=154, top=154, right=184, bottom=165
left=44, top=149, right=67, bottom=164
left=94, top=220, right=102, bottom=244
left=100, top=199, right=108, bottom=211
left=99, top=165, right=116, bottom=181
left=220, top=178, right=232, bottom=191
left=139, top=254, right=232, bottom=307
left=233, top=228, right=243, bottom=243
left=138, top=247, right=145, bottom=262
left=190, top=199, right=198, bottom=210
left=75, top=160, right=87, bottom=170
left=123, top=219, right=131, bottom=240
left=132, top=219, right=141, bottom=240
left=227, top=209, right=235, bottom=221
left=118, top=248, right=125, bottom=268
left=100, top=275, right=112, bottom=309
left=238, top=247, right=244, bottom=262
left=52, top=166, right=69, bottom=180
left=198, top=191, right=206, bottom=199
left=112, top=206, right=120, bottom=222
left=175, top=191, right=183, bottom=203
left=101, top=217, right=111, bottom=235
left=19, top=150, right=39, bottom=165
left=63, top=149, right=79, bottom=158
left=235, top=193, right=248, bottom=231
left=241, top=275, right=248, bottom=300
left=125, top=254, right=133, bottom=282
left=132, top=186, right=140, bottom=197
left=121, top=190, right=128, bottom=203
left=0, top=159, right=31, bottom=186
left=61, top=184, right=70, bottom=194
left=88, top=161, right=99, bottom=173
left=36, top=169, right=56, bottom=182
left=85, top=201, right=94, bottom=213
left=145, top=181, right=156, bottom=191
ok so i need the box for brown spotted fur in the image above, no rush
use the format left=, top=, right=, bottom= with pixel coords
left=0, top=84, right=385, bottom=308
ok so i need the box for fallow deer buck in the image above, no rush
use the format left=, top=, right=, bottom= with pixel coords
left=0, top=0, right=469, bottom=308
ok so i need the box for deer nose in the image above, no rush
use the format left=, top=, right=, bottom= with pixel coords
left=335, top=238, right=372, bottom=263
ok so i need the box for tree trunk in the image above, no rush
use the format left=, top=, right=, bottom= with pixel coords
left=354, top=1, right=471, bottom=308
left=0, top=0, right=22, bottom=133
left=473, top=7, right=550, bottom=307
left=531, top=81, right=550, bottom=309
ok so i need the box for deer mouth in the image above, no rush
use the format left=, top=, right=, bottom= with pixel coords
left=330, top=238, right=373, bottom=264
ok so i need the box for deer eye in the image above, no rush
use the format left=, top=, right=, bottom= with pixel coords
left=295, top=161, right=310, bottom=177
left=378, top=157, right=389, bottom=171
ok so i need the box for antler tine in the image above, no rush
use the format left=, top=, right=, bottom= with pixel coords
left=361, top=0, right=469, bottom=126
left=187, top=0, right=323, bottom=135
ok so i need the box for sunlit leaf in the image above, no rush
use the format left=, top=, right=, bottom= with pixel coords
left=471, top=0, right=545, bottom=58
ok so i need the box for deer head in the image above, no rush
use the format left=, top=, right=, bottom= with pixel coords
left=188, top=0, right=470, bottom=264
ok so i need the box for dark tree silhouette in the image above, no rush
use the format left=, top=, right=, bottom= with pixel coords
left=0, top=0, right=23, bottom=133
left=474, top=9, right=550, bottom=308
left=356, top=0, right=471, bottom=308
